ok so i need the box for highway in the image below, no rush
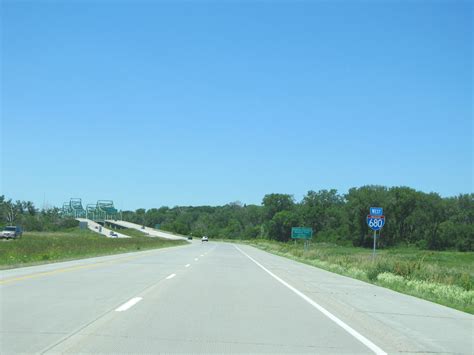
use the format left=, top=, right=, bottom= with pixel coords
left=76, top=218, right=130, bottom=239
left=1, top=241, right=472, bottom=354
left=105, top=220, right=187, bottom=240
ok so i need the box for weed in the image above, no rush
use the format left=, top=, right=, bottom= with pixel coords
left=0, top=230, right=187, bottom=269
left=243, top=239, right=473, bottom=313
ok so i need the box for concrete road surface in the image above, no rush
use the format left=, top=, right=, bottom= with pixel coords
left=76, top=218, right=130, bottom=238
left=1, top=242, right=472, bottom=354
left=105, top=220, right=187, bottom=240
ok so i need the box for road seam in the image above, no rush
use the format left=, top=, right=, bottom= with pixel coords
left=234, top=245, right=387, bottom=355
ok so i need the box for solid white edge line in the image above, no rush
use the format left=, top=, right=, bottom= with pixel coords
left=234, top=245, right=387, bottom=355
left=166, top=273, right=176, bottom=279
left=185, top=264, right=191, bottom=267
left=115, top=297, right=143, bottom=312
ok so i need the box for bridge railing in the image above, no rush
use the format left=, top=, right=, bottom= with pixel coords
left=61, top=198, right=86, bottom=218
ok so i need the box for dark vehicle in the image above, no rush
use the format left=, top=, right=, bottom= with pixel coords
left=109, top=231, right=118, bottom=237
left=187, top=236, right=193, bottom=240
left=1, top=226, right=23, bottom=239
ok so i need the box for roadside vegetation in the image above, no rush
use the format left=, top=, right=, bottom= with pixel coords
left=1, top=187, right=472, bottom=311
left=0, top=229, right=187, bottom=269
left=2, top=187, right=472, bottom=252
left=120, top=186, right=473, bottom=252
left=240, top=239, right=474, bottom=313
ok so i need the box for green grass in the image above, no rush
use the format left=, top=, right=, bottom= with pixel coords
left=0, top=228, right=188, bottom=269
left=232, top=239, right=474, bottom=313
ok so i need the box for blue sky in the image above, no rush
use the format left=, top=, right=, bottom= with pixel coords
left=1, top=0, right=472, bottom=210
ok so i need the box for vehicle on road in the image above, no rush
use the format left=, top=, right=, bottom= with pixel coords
left=201, top=236, right=208, bottom=242
left=109, top=231, right=118, bottom=237
left=1, top=226, right=23, bottom=239
left=187, top=236, right=193, bottom=240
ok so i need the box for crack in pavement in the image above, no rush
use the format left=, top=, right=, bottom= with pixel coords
left=73, top=332, right=346, bottom=350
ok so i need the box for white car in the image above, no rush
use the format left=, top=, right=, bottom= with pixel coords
left=201, top=236, right=208, bottom=242
left=1, top=226, right=22, bottom=239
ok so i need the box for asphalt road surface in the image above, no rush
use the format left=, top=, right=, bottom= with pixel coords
left=1, top=242, right=472, bottom=354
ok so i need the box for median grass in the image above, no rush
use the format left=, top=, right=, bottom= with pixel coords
left=234, top=239, right=474, bottom=313
left=0, top=228, right=188, bottom=269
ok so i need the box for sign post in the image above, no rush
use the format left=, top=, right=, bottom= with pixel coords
left=291, top=227, right=313, bottom=250
left=367, top=207, right=385, bottom=258
left=373, top=229, right=376, bottom=258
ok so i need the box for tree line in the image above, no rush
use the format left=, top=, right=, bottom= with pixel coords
left=1, top=186, right=472, bottom=251
left=0, top=196, right=78, bottom=231
left=122, top=186, right=473, bottom=251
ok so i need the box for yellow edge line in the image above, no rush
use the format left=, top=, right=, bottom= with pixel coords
left=0, top=254, right=143, bottom=285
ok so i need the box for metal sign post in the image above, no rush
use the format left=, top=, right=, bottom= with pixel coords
left=373, top=230, right=377, bottom=258
left=367, top=207, right=385, bottom=259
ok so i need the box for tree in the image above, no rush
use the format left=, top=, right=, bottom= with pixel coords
left=267, top=210, right=301, bottom=242
left=407, top=193, right=446, bottom=249
left=345, top=186, right=389, bottom=247
left=262, top=194, right=294, bottom=220
left=301, top=189, right=347, bottom=240
left=23, top=201, right=37, bottom=216
left=385, top=187, right=420, bottom=245
left=0, top=198, right=21, bottom=224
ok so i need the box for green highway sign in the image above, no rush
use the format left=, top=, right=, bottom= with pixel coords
left=291, top=227, right=313, bottom=239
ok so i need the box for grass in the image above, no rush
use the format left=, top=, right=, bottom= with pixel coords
left=231, top=239, right=474, bottom=314
left=0, top=228, right=188, bottom=269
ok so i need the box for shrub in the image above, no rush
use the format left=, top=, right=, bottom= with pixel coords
left=366, top=260, right=394, bottom=281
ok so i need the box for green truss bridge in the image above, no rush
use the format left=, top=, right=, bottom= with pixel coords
left=62, top=198, right=120, bottom=223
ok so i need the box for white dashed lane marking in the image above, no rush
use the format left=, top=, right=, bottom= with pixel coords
left=115, top=297, right=143, bottom=312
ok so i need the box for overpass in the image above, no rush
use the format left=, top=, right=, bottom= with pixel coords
left=76, top=218, right=130, bottom=238
left=61, top=198, right=186, bottom=240
left=105, top=220, right=187, bottom=240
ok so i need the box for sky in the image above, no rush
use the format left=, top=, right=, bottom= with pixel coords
left=1, top=0, right=472, bottom=210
